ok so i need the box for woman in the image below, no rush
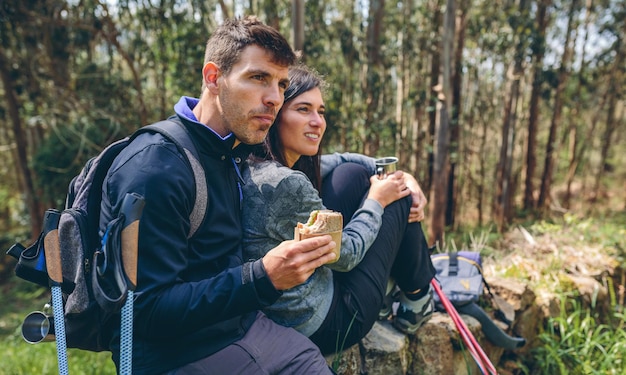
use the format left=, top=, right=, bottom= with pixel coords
left=242, top=65, right=436, bottom=354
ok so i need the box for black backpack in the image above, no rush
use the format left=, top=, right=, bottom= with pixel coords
left=6, top=119, right=207, bottom=352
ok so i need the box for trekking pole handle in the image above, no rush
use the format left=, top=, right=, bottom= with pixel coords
left=120, top=193, right=145, bottom=290
left=42, top=209, right=70, bottom=375
left=43, top=209, right=62, bottom=285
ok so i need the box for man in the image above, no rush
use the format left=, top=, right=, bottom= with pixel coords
left=100, top=16, right=337, bottom=374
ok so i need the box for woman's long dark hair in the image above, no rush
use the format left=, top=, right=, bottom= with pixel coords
left=251, top=65, right=327, bottom=191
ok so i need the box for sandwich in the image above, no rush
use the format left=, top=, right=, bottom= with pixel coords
left=294, top=210, right=343, bottom=263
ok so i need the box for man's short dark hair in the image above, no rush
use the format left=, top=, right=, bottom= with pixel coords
left=204, top=16, right=297, bottom=75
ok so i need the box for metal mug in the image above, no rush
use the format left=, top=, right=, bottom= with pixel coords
left=374, top=156, right=398, bottom=179
left=22, top=311, right=55, bottom=344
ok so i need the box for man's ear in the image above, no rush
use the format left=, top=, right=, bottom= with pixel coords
left=202, top=62, right=220, bottom=91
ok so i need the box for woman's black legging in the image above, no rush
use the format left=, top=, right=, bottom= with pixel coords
left=309, top=162, right=435, bottom=354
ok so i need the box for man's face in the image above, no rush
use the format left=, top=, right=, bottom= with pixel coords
left=216, top=46, right=290, bottom=146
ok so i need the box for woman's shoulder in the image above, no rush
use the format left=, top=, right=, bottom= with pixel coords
left=246, top=159, right=290, bottom=174
left=245, top=159, right=311, bottom=186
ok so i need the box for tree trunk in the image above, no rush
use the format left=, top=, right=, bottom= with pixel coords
left=591, top=13, right=625, bottom=199
left=291, top=0, right=304, bottom=51
left=538, top=0, right=579, bottom=209
left=429, top=0, right=454, bottom=247
left=564, top=0, right=592, bottom=208
left=478, top=104, right=488, bottom=227
left=524, top=0, right=551, bottom=211
left=363, top=0, right=385, bottom=156
left=264, top=0, right=280, bottom=30
left=99, top=2, right=149, bottom=126
left=446, top=1, right=469, bottom=228
left=426, top=0, right=444, bottom=194
left=396, top=4, right=409, bottom=167
left=593, top=74, right=622, bottom=196
left=217, top=0, right=230, bottom=19
left=0, top=47, right=44, bottom=239
left=494, top=0, right=529, bottom=231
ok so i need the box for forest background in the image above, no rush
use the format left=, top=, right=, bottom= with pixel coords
left=0, top=0, right=625, bottom=272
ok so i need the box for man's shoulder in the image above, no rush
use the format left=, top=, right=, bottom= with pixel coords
left=106, top=131, right=192, bottom=186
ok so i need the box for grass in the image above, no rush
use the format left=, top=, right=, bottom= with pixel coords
left=331, top=310, right=359, bottom=372
left=434, top=210, right=626, bottom=374
left=0, top=276, right=116, bottom=375
left=0, top=338, right=115, bottom=375
left=532, top=296, right=626, bottom=375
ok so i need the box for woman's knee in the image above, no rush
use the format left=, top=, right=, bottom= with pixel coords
left=321, top=163, right=371, bottom=214
left=381, top=196, right=411, bottom=227
left=323, top=163, right=371, bottom=193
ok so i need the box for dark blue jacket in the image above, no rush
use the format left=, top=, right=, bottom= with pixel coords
left=100, top=97, right=281, bottom=374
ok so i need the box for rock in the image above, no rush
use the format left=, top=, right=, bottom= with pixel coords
left=325, top=252, right=622, bottom=374
left=361, top=321, right=408, bottom=374
left=408, top=313, right=459, bottom=375
left=328, top=312, right=507, bottom=375
left=326, top=345, right=360, bottom=375
left=565, top=274, right=611, bottom=319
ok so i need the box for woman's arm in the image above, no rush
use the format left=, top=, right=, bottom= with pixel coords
left=321, top=152, right=376, bottom=179
left=258, top=167, right=381, bottom=272
left=321, top=153, right=427, bottom=223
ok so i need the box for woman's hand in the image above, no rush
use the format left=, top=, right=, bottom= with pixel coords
left=367, top=171, right=410, bottom=208
left=402, top=172, right=427, bottom=222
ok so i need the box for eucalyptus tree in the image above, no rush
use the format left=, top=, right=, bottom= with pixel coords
left=590, top=1, right=625, bottom=199
left=538, top=0, right=582, bottom=211
left=562, top=0, right=594, bottom=208
left=3, top=0, right=624, bottom=247
left=0, top=0, right=85, bottom=237
left=429, top=0, right=455, bottom=245
left=491, top=0, right=534, bottom=230
left=0, top=0, right=222, bottom=237
left=525, top=0, right=552, bottom=211
left=446, top=0, right=471, bottom=229
left=458, top=0, right=520, bottom=229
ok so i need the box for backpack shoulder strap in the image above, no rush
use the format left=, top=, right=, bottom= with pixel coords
left=135, top=119, right=207, bottom=238
left=448, top=252, right=459, bottom=276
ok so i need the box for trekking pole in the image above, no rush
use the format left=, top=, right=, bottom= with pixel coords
left=43, top=209, right=69, bottom=375
left=431, top=280, right=498, bottom=375
left=447, top=301, right=498, bottom=374
left=119, top=193, right=145, bottom=375
left=431, top=280, right=487, bottom=373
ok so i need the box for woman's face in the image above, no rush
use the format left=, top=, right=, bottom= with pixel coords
left=277, top=87, right=326, bottom=168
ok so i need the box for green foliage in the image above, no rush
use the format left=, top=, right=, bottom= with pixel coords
left=0, top=277, right=48, bottom=337
left=532, top=296, right=626, bottom=375
left=31, top=120, right=123, bottom=208
left=0, top=339, right=116, bottom=375
left=0, top=275, right=116, bottom=374
left=433, top=225, right=500, bottom=257
left=529, top=212, right=626, bottom=261
left=331, top=311, right=358, bottom=372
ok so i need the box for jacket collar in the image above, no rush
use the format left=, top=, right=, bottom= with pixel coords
left=174, top=96, right=255, bottom=161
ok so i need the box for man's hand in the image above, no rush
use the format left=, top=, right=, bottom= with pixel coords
left=402, top=172, right=427, bottom=223
left=262, top=235, right=337, bottom=290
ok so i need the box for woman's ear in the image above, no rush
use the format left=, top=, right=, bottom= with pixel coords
left=202, top=62, right=220, bottom=92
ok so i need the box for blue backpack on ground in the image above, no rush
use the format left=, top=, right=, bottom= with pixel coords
left=431, top=251, right=485, bottom=308
left=431, top=251, right=526, bottom=350
left=6, top=119, right=207, bottom=352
